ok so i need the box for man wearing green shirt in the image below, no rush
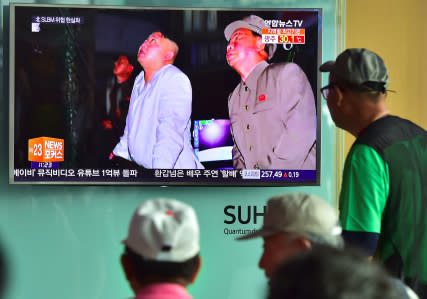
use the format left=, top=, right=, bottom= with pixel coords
left=320, top=48, right=427, bottom=299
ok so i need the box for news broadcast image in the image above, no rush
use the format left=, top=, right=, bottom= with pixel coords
left=11, top=5, right=321, bottom=185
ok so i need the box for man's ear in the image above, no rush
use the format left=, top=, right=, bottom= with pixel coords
left=121, top=253, right=134, bottom=282
left=255, top=36, right=265, bottom=52
left=128, top=64, right=134, bottom=73
left=295, top=237, right=312, bottom=250
left=164, top=50, right=174, bottom=62
left=189, top=256, right=202, bottom=284
left=335, top=85, right=345, bottom=107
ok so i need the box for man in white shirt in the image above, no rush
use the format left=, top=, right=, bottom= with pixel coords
left=111, top=32, right=203, bottom=169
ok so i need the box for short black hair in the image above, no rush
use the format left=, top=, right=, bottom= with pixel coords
left=250, top=31, right=262, bottom=38
left=268, top=246, right=406, bottom=299
left=124, top=246, right=199, bottom=284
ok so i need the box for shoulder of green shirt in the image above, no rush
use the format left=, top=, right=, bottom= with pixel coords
left=339, top=144, right=389, bottom=233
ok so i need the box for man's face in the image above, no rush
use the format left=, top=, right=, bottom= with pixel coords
left=113, top=56, right=131, bottom=76
left=258, top=233, right=303, bottom=278
left=137, top=32, right=168, bottom=68
left=226, top=28, right=261, bottom=70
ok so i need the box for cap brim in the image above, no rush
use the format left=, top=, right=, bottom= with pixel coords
left=224, top=21, right=259, bottom=41
left=319, top=60, right=335, bottom=72
left=236, top=228, right=279, bottom=241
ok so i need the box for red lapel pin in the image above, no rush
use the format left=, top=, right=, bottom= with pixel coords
left=258, top=94, right=266, bottom=102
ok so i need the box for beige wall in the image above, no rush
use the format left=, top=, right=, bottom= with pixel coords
left=345, top=0, right=427, bottom=151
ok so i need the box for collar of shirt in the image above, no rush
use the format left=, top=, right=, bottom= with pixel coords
left=357, top=114, right=391, bottom=137
left=134, top=282, right=193, bottom=299
left=151, top=64, right=172, bottom=82
left=243, top=60, right=269, bottom=91
left=136, top=64, right=173, bottom=93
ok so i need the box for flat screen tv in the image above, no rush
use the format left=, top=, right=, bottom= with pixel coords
left=9, top=3, right=322, bottom=185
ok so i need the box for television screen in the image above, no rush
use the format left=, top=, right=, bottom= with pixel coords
left=9, top=4, right=321, bottom=185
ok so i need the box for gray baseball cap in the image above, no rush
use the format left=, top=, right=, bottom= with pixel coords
left=224, top=15, right=277, bottom=60
left=237, top=193, right=342, bottom=240
left=319, top=48, right=389, bottom=91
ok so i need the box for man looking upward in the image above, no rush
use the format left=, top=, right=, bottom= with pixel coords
left=224, top=15, right=316, bottom=170
left=111, top=32, right=203, bottom=169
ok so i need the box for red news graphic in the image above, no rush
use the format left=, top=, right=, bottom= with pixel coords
left=28, top=137, right=64, bottom=162
left=261, top=28, right=305, bottom=44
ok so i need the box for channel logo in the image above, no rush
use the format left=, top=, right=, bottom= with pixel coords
left=28, top=137, right=64, bottom=162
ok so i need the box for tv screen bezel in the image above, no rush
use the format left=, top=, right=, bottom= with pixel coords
left=9, top=3, right=322, bottom=186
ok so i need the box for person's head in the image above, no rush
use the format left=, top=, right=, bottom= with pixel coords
left=237, top=193, right=343, bottom=278
left=268, top=246, right=404, bottom=299
left=121, top=198, right=201, bottom=293
left=137, top=32, right=178, bottom=72
left=320, top=48, right=390, bottom=135
left=113, top=55, right=134, bottom=77
left=224, top=15, right=277, bottom=77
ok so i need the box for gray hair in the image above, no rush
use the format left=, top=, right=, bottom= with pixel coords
left=302, top=232, right=344, bottom=249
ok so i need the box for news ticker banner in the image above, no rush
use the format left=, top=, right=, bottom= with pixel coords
left=21, top=136, right=316, bottom=183
left=14, top=168, right=316, bottom=183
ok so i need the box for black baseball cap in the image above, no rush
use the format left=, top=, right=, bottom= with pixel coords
left=320, top=48, right=389, bottom=92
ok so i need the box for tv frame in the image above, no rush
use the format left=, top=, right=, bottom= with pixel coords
left=9, top=3, right=322, bottom=186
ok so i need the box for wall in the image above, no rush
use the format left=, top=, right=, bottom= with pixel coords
left=345, top=0, right=427, bottom=152
left=0, top=1, right=344, bottom=298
